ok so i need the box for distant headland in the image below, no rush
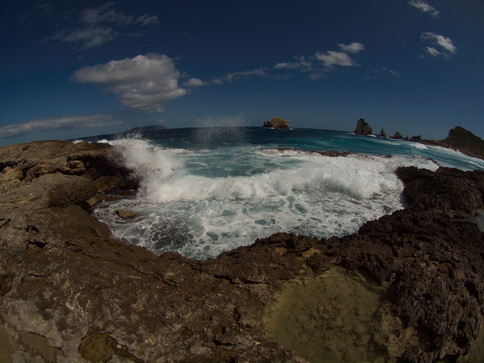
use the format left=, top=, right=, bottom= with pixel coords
left=354, top=118, right=484, bottom=159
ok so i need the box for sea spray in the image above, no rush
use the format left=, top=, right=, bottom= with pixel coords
left=93, top=131, right=444, bottom=259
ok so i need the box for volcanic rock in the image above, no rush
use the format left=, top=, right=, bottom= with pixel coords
left=354, top=118, right=372, bottom=135
left=263, top=117, right=291, bottom=130
left=0, top=140, right=483, bottom=362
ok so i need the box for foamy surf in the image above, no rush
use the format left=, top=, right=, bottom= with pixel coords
left=92, top=132, right=444, bottom=259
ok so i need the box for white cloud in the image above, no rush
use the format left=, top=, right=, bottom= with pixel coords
left=338, top=42, right=365, bottom=54
left=72, top=54, right=188, bottom=112
left=315, top=43, right=364, bottom=69
left=184, top=78, right=206, bottom=88
left=274, top=56, right=313, bottom=72
left=425, top=46, right=441, bottom=57
left=54, top=27, right=116, bottom=49
left=370, top=67, right=402, bottom=79
left=315, top=50, right=356, bottom=68
left=53, top=3, right=158, bottom=49
left=79, top=2, right=158, bottom=26
left=212, top=68, right=267, bottom=85
left=0, top=114, right=122, bottom=139
left=274, top=42, right=365, bottom=79
left=421, top=32, right=457, bottom=58
left=408, top=0, right=440, bottom=18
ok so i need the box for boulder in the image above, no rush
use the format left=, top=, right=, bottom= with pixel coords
left=393, top=131, right=404, bottom=139
left=354, top=118, right=372, bottom=135
left=380, top=128, right=387, bottom=137
left=262, top=117, right=291, bottom=130
left=116, top=209, right=138, bottom=219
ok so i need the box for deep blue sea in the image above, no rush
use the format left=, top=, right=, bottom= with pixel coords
left=81, top=127, right=484, bottom=259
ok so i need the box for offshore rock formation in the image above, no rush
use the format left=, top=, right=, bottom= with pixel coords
left=263, top=117, right=291, bottom=130
left=0, top=141, right=484, bottom=362
left=354, top=118, right=373, bottom=135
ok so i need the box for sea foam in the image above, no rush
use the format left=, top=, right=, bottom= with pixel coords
left=93, top=136, right=440, bottom=259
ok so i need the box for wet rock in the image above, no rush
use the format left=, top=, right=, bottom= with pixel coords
left=396, top=166, right=484, bottom=214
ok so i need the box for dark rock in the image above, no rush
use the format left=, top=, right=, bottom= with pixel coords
left=354, top=118, right=373, bottom=135
left=380, top=128, right=387, bottom=137
left=393, top=131, right=403, bottom=139
left=262, top=117, right=291, bottom=130
left=1, top=140, right=484, bottom=362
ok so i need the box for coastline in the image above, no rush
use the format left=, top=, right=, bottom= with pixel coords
left=0, top=140, right=483, bottom=362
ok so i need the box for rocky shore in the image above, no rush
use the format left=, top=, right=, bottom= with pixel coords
left=1, top=140, right=483, bottom=362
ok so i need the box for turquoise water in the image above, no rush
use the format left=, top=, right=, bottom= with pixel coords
left=88, top=127, right=484, bottom=259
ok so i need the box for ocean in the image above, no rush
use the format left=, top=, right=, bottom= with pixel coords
left=84, top=127, right=484, bottom=260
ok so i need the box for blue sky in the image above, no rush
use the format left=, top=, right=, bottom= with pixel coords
left=1, top=0, right=483, bottom=145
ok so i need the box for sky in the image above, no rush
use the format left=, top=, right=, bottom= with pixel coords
left=1, top=0, right=484, bottom=145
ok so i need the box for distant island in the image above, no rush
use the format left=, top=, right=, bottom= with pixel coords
left=353, top=118, right=484, bottom=159
left=262, top=117, right=291, bottom=130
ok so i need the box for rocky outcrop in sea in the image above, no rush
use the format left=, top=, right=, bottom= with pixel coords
left=354, top=118, right=373, bottom=135
left=0, top=141, right=483, bottom=362
left=263, top=117, right=291, bottom=130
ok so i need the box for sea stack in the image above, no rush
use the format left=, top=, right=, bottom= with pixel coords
left=354, top=118, right=372, bottom=135
left=263, top=117, right=291, bottom=130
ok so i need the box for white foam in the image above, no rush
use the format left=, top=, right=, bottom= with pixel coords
left=408, top=142, right=428, bottom=150
left=108, top=138, right=183, bottom=196
left=94, top=138, right=442, bottom=259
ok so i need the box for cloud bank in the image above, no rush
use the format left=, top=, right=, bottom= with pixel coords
left=0, top=114, right=122, bottom=139
left=73, top=54, right=188, bottom=112
left=53, top=2, right=158, bottom=49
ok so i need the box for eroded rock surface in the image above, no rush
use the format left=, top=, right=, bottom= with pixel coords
left=0, top=140, right=483, bottom=362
